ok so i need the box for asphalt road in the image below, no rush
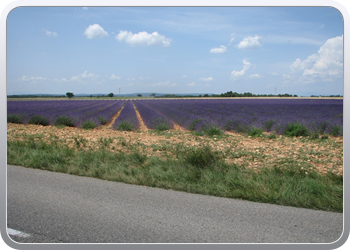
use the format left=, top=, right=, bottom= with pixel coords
left=6, top=165, right=344, bottom=244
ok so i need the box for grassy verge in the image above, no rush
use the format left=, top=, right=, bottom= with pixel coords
left=7, top=135, right=342, bottom=212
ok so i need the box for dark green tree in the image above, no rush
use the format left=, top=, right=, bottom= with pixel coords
left=108, top=93, right=114, bottom=97
left=66, top=92, right=74, bottom=98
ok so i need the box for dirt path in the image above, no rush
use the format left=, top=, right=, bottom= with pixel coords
left=132, top=101, right=148, bottom=132
left=103, top=101, right=126, bottom=128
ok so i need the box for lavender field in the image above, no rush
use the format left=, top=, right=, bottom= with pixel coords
left=7, top=100, right=125, bottom=128
left=135, top=99, right=343, bottom=136
left=7, top=98, right=343, bottom=136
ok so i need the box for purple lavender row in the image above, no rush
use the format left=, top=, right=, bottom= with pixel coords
left=133, top=100, right=174, bottom=130
left=112, top=100, right=140, bottom=131
left=7, top=100, right=125, bottom=127
left=139, top=99, right=343, bottom=135
left=136, top=99, right=215, bottom=131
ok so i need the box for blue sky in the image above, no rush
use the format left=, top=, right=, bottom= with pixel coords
left=6, top=6, right=344, bottom=96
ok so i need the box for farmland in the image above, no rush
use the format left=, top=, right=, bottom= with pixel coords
left=7, top=98, right=343, bottom=212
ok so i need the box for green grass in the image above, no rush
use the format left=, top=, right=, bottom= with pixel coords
left=116, top=121, right=135, bottom=131
left=7, top=136, right=343, bottom=212
left=28, top=115, right=50, bottom=126
left=81, top=120, right=97, bottom=130
left=54, top=116, right=76, bottom=127
left=282, top=123, right=309, bottom=137
left=7, top=114, right=25, bottom=124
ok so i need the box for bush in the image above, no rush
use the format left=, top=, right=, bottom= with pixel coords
left=247, top=126, right=263, bottom=137
left=7, top=114, right=24, bottom=124
left=54, top=116, right=76, bottom=127
left=330, top=125, right=342, bottom=136
left=203, top=125, right=223, bottom=136
left=282, top=123, right=309, bottom=137
left=117, top=121, right=134, bottom=131
left=151, top=118, right=171, bottom=131
left=98, top=116, right=108, bottom=125
left=28, top=115, right=50, bottom=126
left=264, top=119, right=275, bottom=132
left=184, top=145, right=222, bottom=169
left=81, top=120, right=97, bottom=129
left=155, top=123, right=171, bottom=131
left=188, top=118, right=203, bottom=131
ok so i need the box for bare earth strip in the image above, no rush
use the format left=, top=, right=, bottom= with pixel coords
left=132, top=101, right=148, bottom=132
left=103, top=101, right=126, bottom=128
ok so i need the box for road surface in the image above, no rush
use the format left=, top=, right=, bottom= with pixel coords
left=5, top=165, right=344, bottom=244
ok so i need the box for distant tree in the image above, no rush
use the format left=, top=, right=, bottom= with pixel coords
left=137, top=94, right=142, bottom=97
left=203, top=94, right=209, bottom=97
left=66, top=92, right=74, bottom=98
left=198, top=94, right=202, bottom=97
left=90, top=95, right=93, bottom=98
left=108, top=93, right=114, bottom=97
left=150, top=93, right=156, bottom=97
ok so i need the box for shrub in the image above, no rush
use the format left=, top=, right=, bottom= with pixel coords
left=330, top=125, right=342, bottom=136
left=54, top=116, right=76, bottom=127
left=117, top=121, right=134, bottom=131
left=28, top=115, right=50, bottom=126
left=81, top=120, right=97, bottom=129
left=155, top=122, right=171, bottom=131
left=247, top=126, right=263, bottom=137
left=203, top=125, right=223, bottom=136
left=282, top=122, right=309, bottom=137
left=188, top=118, right=203, bottom=131
left=264, top=119, right=275, bottom=132
left=151, top=118, right=171, bottom=131
left=184, top=145, right=222, bottom=169
left=7, top=114, right=24, bottom=124
left=98, top=116, right=108, bottom=125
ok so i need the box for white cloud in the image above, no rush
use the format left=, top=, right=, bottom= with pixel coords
left=237, top=35, right=262, bottom=49
left=199, top=77, right=214, bottom=81
left=210, top=45, right=227, bottom=53
left=116, top=30, right=171, bottom=47
left=181, top=75, right=187, bottom=78
left=82, top=7, right=88, bottom=10
left=70, top=70, right=98, bottom=82
left=187, top=82, right=196, bottom=86
left=249, top=74, right=261, bottom=78
left=109, top=74, right=121, bottom=80
left=84, top=24, right=108, bottom=39
left=148, top=81, right=177, bottom=87
left=139, top=76, right=150, bottom=80
left=45, top=30, right=57, bottom=37
left=231, top=60, right=251, bottom=80
left=229, top=33, right=235, bottom=44
left=290, top=35, right=343, bottom=83
left=20, top=76, right=46, bottom=81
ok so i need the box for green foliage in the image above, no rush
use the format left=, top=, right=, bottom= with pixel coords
left=330, top=125, right=342, bottom=136
left=97, top=116, right=108, bottom=125
left=28, top=115, right=50, bottom=126
left=108, top=93, right=114, bottom=97
left=282, top=123, right=309, bottom=137
left=188, top=118, right=203, bottom=131
left=151, top=118, right=171, bottom=131
left=81, top=120, right=97, bottom=129
left=264, top=119, right=275, bottom=132
left=117, top=121, right=134, bottom=131
left=155, top=123, right=171, bottom=131
left=247, top=126, right=263, bottom=137
left=66, top=92, right=74, bottom=98
left=54, top=116, right=76, bottom=127
left=203, top=125, right=223, bottom=136
left=184, top=145, right=222, bottom=169
left=7, top=114, right=25, bottom=124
